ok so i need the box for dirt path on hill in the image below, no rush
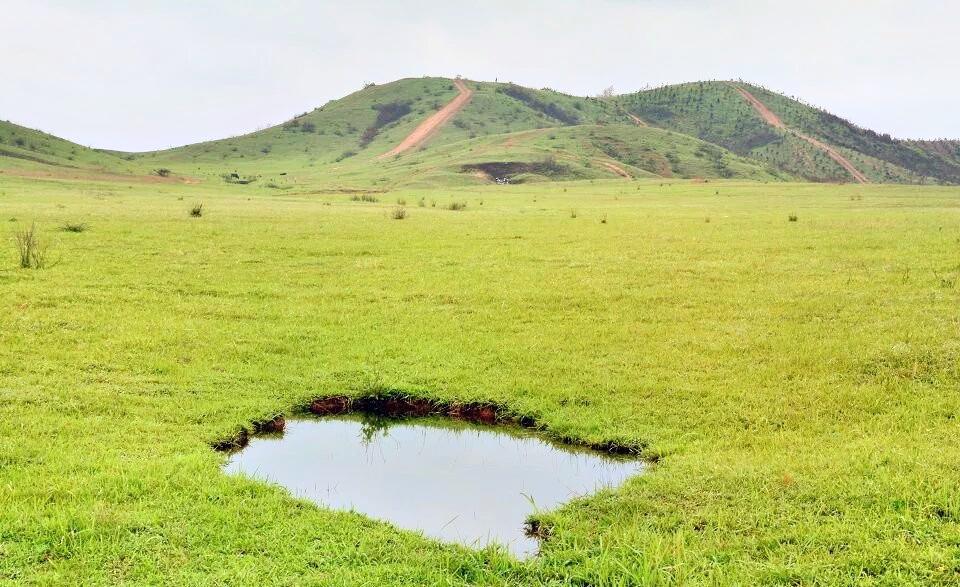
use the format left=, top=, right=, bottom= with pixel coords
left=379, top=79, right=474, bottom=159
left=626, top=113, right=648, bottom=127
left=732, top=84, right=869, bottom=183
left=599, top=161, right=631, bottom=178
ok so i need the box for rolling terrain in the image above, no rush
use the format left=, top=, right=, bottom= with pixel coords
left=3, top=77, right=957, bottom=189
left=1, top=75, right=960, bottom=585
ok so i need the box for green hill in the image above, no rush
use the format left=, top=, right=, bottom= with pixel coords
left=119, top=78, right=779, bottom=188
left=0, top=120, right=128, bottom=171
left=617, top=81, right=960, bottom=184
left=1, top=77, right=956, bottom=188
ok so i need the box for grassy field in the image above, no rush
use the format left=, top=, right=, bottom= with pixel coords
left=1, top=175, right=959, bottom=585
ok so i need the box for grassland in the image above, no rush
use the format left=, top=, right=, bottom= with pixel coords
left=1, top=171, right=958, bottom=585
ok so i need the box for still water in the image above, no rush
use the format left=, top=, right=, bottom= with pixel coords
left=224, top=415, right=641, bottom=558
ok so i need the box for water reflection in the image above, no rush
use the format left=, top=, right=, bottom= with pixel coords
left=224, top=415, right=641, bottom=558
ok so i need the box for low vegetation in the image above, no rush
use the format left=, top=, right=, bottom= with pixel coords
left=2, top=179, right=957, bottom=585
left=60, top=221, right=88, bottom=233
left=12, top=222, right=52, bottom=268
left=1, top=72, right=959, bottom=585
left=498, top=84, right=580, bottom=126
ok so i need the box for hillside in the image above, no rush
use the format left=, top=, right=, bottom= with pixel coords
left=119, top=78, right=780, bottom=188
left=0, top=121, right=126, bottom=171
left=618, top=81, right=960, bottom=184
left=1, top=77, right=956, bottom=188
left=908, top=139, right=960, bottom=170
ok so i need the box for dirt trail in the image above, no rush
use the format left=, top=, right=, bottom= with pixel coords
left=379, top=79, right=474, bottom=159
left=626, top=113, right=648, bottom=128
left=599, top=161, right=631, bottom=178
left=732, top=84, right=869, bottom=184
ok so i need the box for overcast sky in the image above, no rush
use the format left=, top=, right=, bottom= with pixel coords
left=1, top=0, right=956, bottom=151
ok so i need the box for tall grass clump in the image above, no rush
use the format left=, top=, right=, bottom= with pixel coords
left=13, top=223, right=53, bottom=269
left=447, top=201, right=467, bottom=211
left=391, top=206, right=407, bottom=220
left=788, top=213, right=798, bottom=222
left=60, top=222, right=88, bottom=233
left=190, top=203, right=204, bottom=217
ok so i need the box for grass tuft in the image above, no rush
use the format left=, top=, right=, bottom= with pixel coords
left=190, top=203, right=204, bottom=217
left=13, top=222, right=53, bottom=269
left=60, top=222, right=89, bottom=233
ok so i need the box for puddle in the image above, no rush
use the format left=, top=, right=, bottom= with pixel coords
left=223, top=414, right=642, bottom=558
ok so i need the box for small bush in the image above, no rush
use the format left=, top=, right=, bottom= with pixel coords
left=447, top=201, right=467, bottom=211
left=349, top=194, right=379, bottom=203
left=154, top=168, right=171, bottom=177
left=60, top=222, right=88, bottom=233
left=391, top=206, right=407, bottom=220
left=190, top=203, right=204, bottom=217
left=222, top=172, right=256, bottom=185
left=788, top=213, right=798, bottom=222
left=13, top=223, right=53, bottom=269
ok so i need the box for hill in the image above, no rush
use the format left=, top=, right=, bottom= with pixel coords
left=617, top=81, right=960, bottom=184
left=1, top=77, right=957, bottom=188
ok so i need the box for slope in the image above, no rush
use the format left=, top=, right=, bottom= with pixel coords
left=3, top=77, right=956, bottom=189
left=618, top=81, right=960, bottom=184
left=731, top=85, right=868, bottom=183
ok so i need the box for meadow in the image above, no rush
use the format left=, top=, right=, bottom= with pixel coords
left=1, top=175, right=958, bottom=585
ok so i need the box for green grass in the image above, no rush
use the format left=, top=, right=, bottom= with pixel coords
left=1, top=173, right=958, bottom=585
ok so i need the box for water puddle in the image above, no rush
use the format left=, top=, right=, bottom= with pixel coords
left=224, top=414, right=642, bottom=558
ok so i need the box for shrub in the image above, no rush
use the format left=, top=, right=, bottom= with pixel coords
left=190, top=203, right=204, bottom=217
left=447, top=201, right=467, bottom=211
left=349, top=194, right=379, bottom=203
left=391, top=206, right=407, bottom=220
left=60, top=222, right=88, bottom=233
left=154, top=168, right=172, bottom=177
left=13, top=223, right=53, bottom=269
left=222, top=172, right=256, bottom=185
left=788, top=213, right=798, bottom=222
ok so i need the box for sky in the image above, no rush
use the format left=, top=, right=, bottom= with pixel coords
left=1, top=0, right=956, bottom=151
